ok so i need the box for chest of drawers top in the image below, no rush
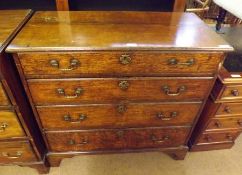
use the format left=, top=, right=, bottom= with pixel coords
left=0, top=10, right=32, bottom=53
left=7, top=11, right=233, bottom=52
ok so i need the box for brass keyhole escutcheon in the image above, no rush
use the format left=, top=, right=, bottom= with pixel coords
left=119, top=54, right=132, bottom=65
left=117, top=104, right=127, bottom=114
left=118, top=80, right=130, bottom=90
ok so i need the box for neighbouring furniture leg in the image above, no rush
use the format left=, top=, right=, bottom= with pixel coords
left=164, top=148, right=188, bottom=160
left=216, top=7, right=227, bottom=32
left=28, top=162, right=50, bottom=174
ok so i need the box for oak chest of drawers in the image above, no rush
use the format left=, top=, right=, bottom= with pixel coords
left=0, top=10, right=49, bottom=173
left=7, top=11, right=233, bottom=166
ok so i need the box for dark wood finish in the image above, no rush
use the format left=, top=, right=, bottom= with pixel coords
left=7, top=12, right=233, bottom=52
left=37, top=102, right=200, bottom=130
left=28, top=77, right=213, bottom=105
left=0, top=10, right=49, bottom=173
left=0, top=141, right=37, bottom=163
left=7, top=12, right=232, bottom=166
left=18, top=52, right=223, bottom=78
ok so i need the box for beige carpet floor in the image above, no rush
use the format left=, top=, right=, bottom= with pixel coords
left=0, top=135, right=242, bottom=175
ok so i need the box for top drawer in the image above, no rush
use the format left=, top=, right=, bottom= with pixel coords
left=18, top=52, right=222, bottom=78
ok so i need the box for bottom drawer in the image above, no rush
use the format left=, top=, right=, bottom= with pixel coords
left=0, top=141, right=37, bottom=163
left=197, top=130, right=241, bottom=144
left=46, top=127, right=190, bottom=152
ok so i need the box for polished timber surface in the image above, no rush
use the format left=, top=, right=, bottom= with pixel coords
left=0, top=10, right=31, bottom=52
left=7, top=11, right=233, bottom=52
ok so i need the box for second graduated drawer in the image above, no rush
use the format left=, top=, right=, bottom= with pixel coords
left=18, top=52, right=222, bottom=78
left=0, top=110, right=25, bottom=139
left=37, top=102, right=201, bottom=130
left=28, top=77, right=213, bottom=105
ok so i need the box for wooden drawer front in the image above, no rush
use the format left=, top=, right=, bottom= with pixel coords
left=37, top=103, right=201, bottom=130
left=18, top=53, right=221, bottom=78
left=28, top=78, right=212, bottom=105
left=216, top=103, right=242, bottom=116
left=197, top=131, right=240, bottom=144
left=220, top=85, right=242, bottom=101
left=0, top=141, right=37, bottom=163
left=206, top=118, right=242, bottom=131
left=0, top=111, right=25, bottom=139
left=0, top=83, right=10, bottom=106
left=46, top=127, right=190, bottom=152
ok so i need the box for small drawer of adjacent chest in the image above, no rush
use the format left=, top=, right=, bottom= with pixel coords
left=46, top=127, right=190, bottom=152
left=0, top=141, right=37, bottom=163
left=18, top=52, right=222, bottom=78
left=28, top=77, right=212, bottom=105
left=215, top=85, right=242, bottom=102
left=0, top=110, right=25, bottom=139
left=197, top=131, right=240, bottom=144
left=216, top=103, right=242, bottom=116
left=206, top=117, right=242, bottom=131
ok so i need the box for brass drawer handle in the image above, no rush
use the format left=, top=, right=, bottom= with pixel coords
left=162, top=85, right=186, bottom=96
left=231, top=89, right=239, bottom=96
left=117, top=104, right=127, bottom=114
left=151, top=135, right=170, bottom=143
left=2, top=152, right=22, bottom=159
left=0, top=123, right=8, bottom=132
left=63, top=114, right=87, bottom=123
left=118, top=80, right=129, bottom=90
left=156, top=112, right=177, bottom=120
left=119, top=54, right=131, bottom=65
left=214, top=121, right=222, bottom=128
left=56, top=87, right=84, bottom=98
left=168, top=58, right=195, bottom=66
left=49, top=59, right=80, bottom=71
left=224, top=106, right=231, bottom=113
left=68, top=139, right=88, bottom=146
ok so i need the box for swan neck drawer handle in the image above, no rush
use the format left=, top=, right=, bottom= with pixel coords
left=168, top=58, right=195, bottom=66
left=49, top=59, right=80, bottom=71
left=56, top=87, right=84, bottom=98
left=162, top=85, right=186, bottom=96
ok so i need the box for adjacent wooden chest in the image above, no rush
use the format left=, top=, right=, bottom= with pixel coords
left=6, top=11, right=233, bottom=167
left=0, top=10, right=49, bottom=174
left=190, top=66, right=242, bottom=151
